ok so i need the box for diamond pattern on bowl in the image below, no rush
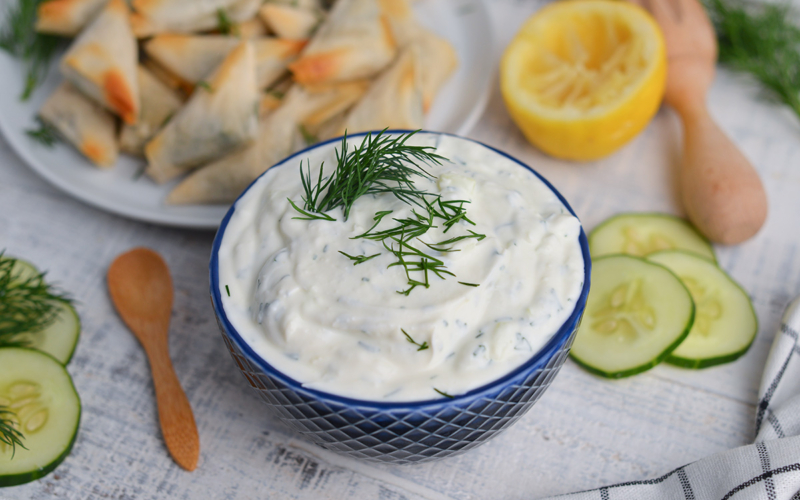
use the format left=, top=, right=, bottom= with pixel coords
left=217, top=316, right=579, bottom=464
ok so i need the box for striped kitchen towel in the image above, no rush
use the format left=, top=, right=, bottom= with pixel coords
left=548, top=295, right=800, bottom=500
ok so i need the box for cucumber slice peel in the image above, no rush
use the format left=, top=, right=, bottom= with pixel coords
left=589, top=213, right=716, bottom=262
left=8, top=259, right=39, bottom=283
left=0, top=348, right=81, bottom=487
left=570, top=255, right=695, bottom=378
left=21, top=301, right=81, bottom=366
left=647, top=250, right=758, bottom=369
left=1, top=257, right=81, bottom=365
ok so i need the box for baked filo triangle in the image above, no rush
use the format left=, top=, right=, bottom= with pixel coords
left=144, top=35, right=306, bottom=89
left=258, top=3, right=321, bottom=40
left=334, top=47, right=423, bottom=137
left=380, top=0, right=457, bottom=112
left=36, top=0, right=109, bottom=36
left=39, top=82, right=119, bottom=168
left=119, top=65, right=184, bottom=156
left=288, top=0, right=397, bottom=85
left=144, top=41, right=259, bottom=184
left=167, top=81, right=368, bottom=204
left=60, top=0, right=139, bottom=124
left=130, top=0, right=261, bottom=38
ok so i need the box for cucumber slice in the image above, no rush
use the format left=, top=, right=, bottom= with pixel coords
left=589, top=213, right=715, bottom=261
left=2, top=257, right=81, bottom=365
left=647, top=250, right=758, bottom=368
left=570, top=255, right=695, bottom=378
left=0, top=348, right=81, bottom=487
left=7, top=258, right=39, bottom=282
left=20, top=302, right=81, bottom=366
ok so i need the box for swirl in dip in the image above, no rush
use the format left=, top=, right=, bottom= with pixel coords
left=218, top=133, right=584, bottom=401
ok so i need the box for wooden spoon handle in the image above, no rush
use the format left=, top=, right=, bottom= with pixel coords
left=146, top=345, right=200, bottom=471
left=678, top=105, right=767, bottom=244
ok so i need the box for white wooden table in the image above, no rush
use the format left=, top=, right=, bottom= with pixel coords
left=2, top=2, right=800, bottom=498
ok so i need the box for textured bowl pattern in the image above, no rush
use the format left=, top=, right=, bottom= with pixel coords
left=216, top=312, right=580, bottom=464
left=211, top=131, right=590, bottom=464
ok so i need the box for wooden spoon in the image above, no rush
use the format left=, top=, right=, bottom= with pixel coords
left=636, top=0, right=767, bottom=244
left=107, top=248, right=200, bottom=471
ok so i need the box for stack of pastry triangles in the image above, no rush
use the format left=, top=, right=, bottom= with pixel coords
left=34, top=0, right=457, bottom=205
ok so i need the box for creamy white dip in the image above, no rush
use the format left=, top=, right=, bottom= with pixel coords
left=218, top=134, right=584, bottom=402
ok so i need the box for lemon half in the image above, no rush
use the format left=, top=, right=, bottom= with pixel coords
left=501, top=0, right=666, bottom=161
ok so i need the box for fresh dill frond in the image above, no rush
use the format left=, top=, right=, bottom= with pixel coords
left=419, top=230, right=485, bottom=253
left=0, top=0, right=64, bottom=101
left=25, top=118, right=59, bottom=147
left=338, top=251, right=380, bottom=266
left=433, top=388, right=454, bottom=399
left=290, top=130, right=485, bottom=295
left=292, top=130, right=445, bottom=221
left=401, top=328, right=429, bottom=351
left=705, top=0, right=800, bottom=120
left=216, top=8, right=239, bottom=36
left=0, top=406, right=26, bottom=459
left=458, top=282, right=480, bottom=287
left=352, top=204, right=484, bottom=294
left=288, top=198, right=336, bottom=221
left=196, top=80, right=214, bottom=92
left=0, top=254, right=71, bottom=347
left=225, top=285, right=231, bottom=297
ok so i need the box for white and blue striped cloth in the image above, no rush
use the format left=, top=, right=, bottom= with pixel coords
left=549, top=296, right=800, bottom=499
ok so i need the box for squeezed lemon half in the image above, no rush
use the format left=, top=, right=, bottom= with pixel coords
left=501, top=0, right=666, bottom=161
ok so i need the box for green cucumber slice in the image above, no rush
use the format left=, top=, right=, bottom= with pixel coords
left=20, top=302, right=81, bottom=366
left=8, top=259, right=39, bottom=283
left=589, top=213, right=716, bottom=261
left=647, top=250, right=758, bottom=368
left=570, top=255, right=695, bottom=378
left=0, top=348, right=81, bottom=487
left=2, top=257, right=80, bottom=365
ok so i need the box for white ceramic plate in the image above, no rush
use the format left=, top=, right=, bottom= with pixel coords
left=0, top=0, right=493, bottom=229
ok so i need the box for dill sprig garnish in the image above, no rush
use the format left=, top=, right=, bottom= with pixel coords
left=0, top=0, right=63, bottom=101
left=196, top=80, right=214, bottom=93
left=294, top=130, right=485, bottom=295
left=0, top=254, right=71, bottom=347
left=433, top=388, right=454, bottom=399
left=338, top=252, right=380, bottom=265
left=292, top=130, right=444, bottom=221
left=25, top=117, right=59, bottom=147
left=0, top=406, right=25, bottom=459
left=705, top=0, right=800, bottom=120
left=401, top=329, right=429, bottom=351
left=351, top=201, right=485, bottom=294
left=216, top=8, right=239, bottom=36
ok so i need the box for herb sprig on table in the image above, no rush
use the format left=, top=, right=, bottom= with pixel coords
left=705, top=0, right=800, bottom=121
left=0, top=0, right=64, bottom=101
left=288, top=130, right=485, bottom=295
left=0, top=255, right=71, bottom=347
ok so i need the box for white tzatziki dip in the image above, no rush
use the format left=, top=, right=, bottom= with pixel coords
left=218, top=133, right=584, bottom=402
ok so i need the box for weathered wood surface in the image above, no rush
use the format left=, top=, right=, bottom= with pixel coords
left=1, top=1, right=799, bottom=498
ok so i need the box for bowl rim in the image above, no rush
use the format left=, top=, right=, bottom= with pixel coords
left=210, top=130, right=591, bottom=410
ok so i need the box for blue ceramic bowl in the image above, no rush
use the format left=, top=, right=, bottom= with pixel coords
left=210, top=131, right=591, bottom=464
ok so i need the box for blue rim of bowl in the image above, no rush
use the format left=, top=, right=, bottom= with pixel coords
left=210, top=130, right=591, bottom=411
